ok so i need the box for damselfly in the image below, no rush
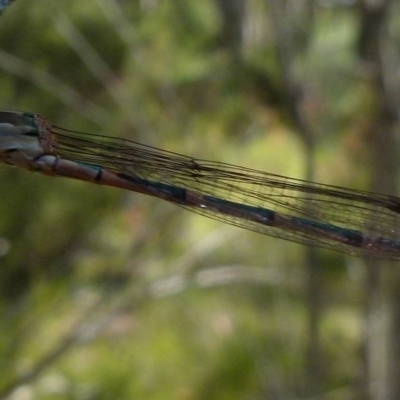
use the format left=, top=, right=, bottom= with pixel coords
left=1, top=110, right=400, bottom=259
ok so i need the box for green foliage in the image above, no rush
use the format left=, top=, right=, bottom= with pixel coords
left=0, top=0, right=391, bottom=399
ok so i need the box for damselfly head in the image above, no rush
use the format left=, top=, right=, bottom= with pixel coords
left=0, top=111, right=48, bottom=170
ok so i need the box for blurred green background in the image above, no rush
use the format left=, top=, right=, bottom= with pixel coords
left=0, top=1, right=400, bottom=399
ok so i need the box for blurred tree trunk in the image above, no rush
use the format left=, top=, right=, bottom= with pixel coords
left=357, top=1, right=399, bottom=399
left=267, top=1, right=322, bottom=396
left=217, top=0, right=325, bottom=396
left=216, top=0, right=245, bottom=60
